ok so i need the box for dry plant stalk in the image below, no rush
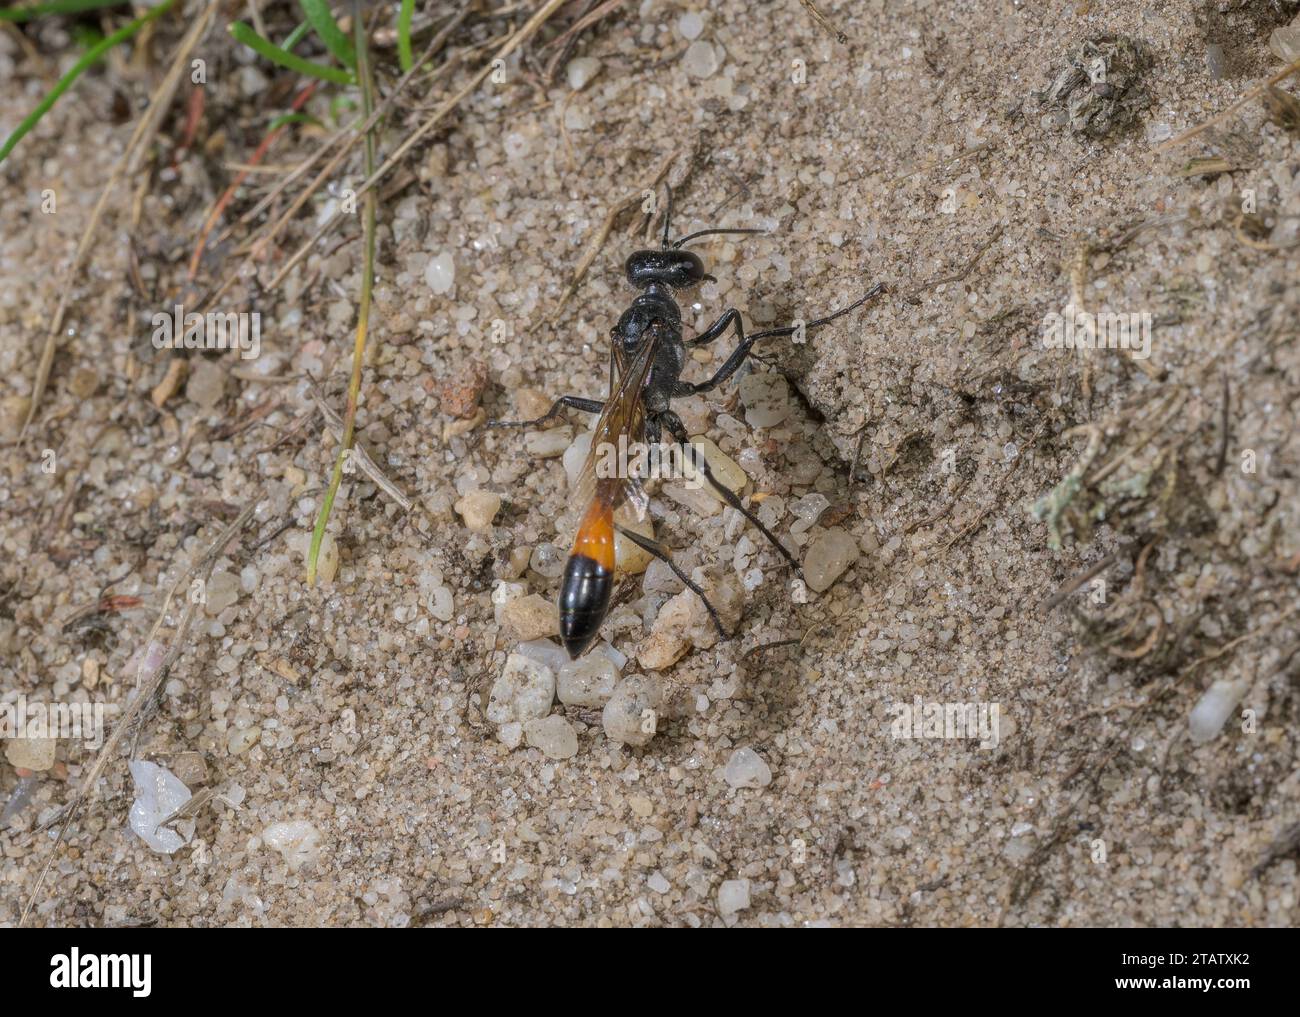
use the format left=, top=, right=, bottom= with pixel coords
left=16, top=0, right=219, bottom=441
left=307, top=3, right=380, bottom=585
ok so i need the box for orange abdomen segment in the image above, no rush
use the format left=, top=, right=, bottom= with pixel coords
left=570, top=499, right=615, bottom=571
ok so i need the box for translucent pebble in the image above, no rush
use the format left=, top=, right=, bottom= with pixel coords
left=1189, top=679, right=1249, bottom=744
left=524, top=427, right=572, bottom=458
left=614, top=507, right=654, bottom=574
left=486, top=653, right=555, bottom=725
left=683, top=40, right=718, bottom=78
left=530, top=543, right=565, bottom=579
left=1270, top=23, right=1300, bottom=63
left=425, top=251, right=455, bottom=295
left=498, top=722, right=524, bottom=750
left=803, top=528, right=860, bottom=593
left=524, top=715, right=578, bottom=759
left=738, top=372, right=789, bottom=427
left=564, top=432, right=594, bottom=488
left=128, top=761, right=192, bottom=854
left=204, top=570, right=240, bottom=616
left=684, top=436, right=748, bottom=499
left=602, top=674, right=663, bottom=746
left=262, top=820, right=323, bottom=872
left=724, top=747, right=772, bottom=789
left=565, top=56, right=601, bottom=90
left=717, top=878, right=751, bottom=917
left=516, top=639, right=569, bottom=675
left=558, top=653, right=620, bottom=706
left=678, top=12, right=704, bottom=40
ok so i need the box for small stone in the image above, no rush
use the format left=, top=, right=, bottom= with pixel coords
left=501, top=593, right=558, bottom=642
left=602, top=673, right=663, bottom=746
left=5, top=735, right=56, bottom=771
left=203, top=570, right=240, bottom=615
left=684, top=436, right=748, bottom=500
left=738, top=372, right=789, bottom=427
left=565, top=56, right=601, bottom=90
left=455, top=490, right=501, bottom=531
left=227, top=725, right=260, bottom=754
left=425, top=251, right=455, bottom=295
left=186, top=359, right=226, bottom=411
left=438, top=360, right=488, bottom=419
left=564, top=431, right=593, bottom=488
left=637, top=588, right=701, bottom=670
left=486, top=652, right=555, bottom=725
left=497, top=721, right=524, bottom=750
left=1270, top=22, right=1300, bottom=64
left=67, top=366, right=99, bottom=399
left=530, top=543, right=565, bottom=579
left=171, top=751, right=208, bottom=786
left=524, top=715, right=578, bottom=759
left=683, top=40, right=718, bottom=78
left=557, top=652, right=620, bottom=706
left=262, top=820, right=323, bottom=872
left=516, top=638, right=569, bottom=674
left=128, top=760, right=192, bottom=854
left=717, top=878, right=751, bottom=917
left=724, top=747, right=772, bottom=789
left=614, top=506, right=654, bottom=574
left=677, top=11, right=704, bottom=40
left=647, top=871, right=671, bottom=894
left=524, top=427, right=572, bottom=458
left=1, top=395, right=31, bottom=437
left=1189, top=679, right=1249, bottom=744
left=803, top=528, right=859, bottom=593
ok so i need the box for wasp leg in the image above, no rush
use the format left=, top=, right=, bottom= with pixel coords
left=680, top=283, right=886, bottom=395
left=487, top=395, right=604, bottom=429
left=684, top=308, right=743, bottom=349
left=614, top=524, right=730, bottom=642
left=659, top=410, right=802, bottom=576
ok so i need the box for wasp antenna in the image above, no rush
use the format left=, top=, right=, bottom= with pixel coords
left=672, top=227, right=767, bottom=248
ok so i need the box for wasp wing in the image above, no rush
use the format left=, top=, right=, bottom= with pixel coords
left=571, top=326, right=661, bottom=524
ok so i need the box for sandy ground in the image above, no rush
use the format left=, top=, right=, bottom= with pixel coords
left=1, top=0, right=1298, bottom=927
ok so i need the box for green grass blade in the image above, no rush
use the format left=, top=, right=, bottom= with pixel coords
left=0, top=0, right=178, bottom=166
left=281, top=19, right=311, bottom=52
left=298, top=0, right=355, bottom=69
left=268, top=111, right=324, bottom=131
left=396, top=0, right=414, bottom=73
left=228, top=21, right=353, bottom=85
left=0, top=0, right=130, bottom=22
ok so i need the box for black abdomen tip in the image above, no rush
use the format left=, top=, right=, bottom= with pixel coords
left=559, top=554, right=612, bottom=659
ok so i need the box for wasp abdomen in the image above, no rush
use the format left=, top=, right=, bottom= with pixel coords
left=560, top=500, right=616, bottom=658
left=559, top=553, right=612, bottom=659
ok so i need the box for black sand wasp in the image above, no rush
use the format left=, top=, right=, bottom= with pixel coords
left=494, top=190, right=883, bottom=659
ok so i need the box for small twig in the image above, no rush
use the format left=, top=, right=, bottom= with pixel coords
left=796, top=0, right=848, bottom=44
left=311, top=390, right=413, bottom=512
left=16, top=1, right=218, bottom=440
left=551, top=149, right=678, bottom=317
left=1157, top=56, right=1300, bottom=152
